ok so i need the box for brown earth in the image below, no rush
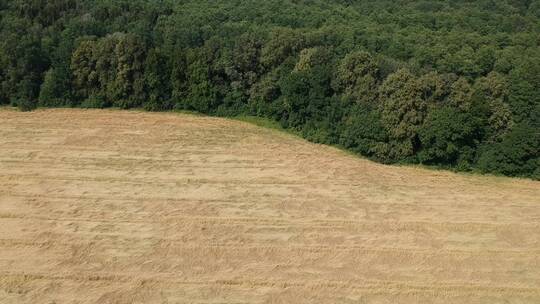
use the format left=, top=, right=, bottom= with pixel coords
left=0, top=108, right=539, bottom=303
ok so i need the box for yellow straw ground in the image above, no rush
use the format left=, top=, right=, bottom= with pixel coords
left=0, top=108, right=539, bottom=303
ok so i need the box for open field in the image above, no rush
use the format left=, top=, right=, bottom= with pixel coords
left=0, top=108, right=539, bottom=303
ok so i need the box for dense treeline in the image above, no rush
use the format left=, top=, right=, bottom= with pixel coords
left=1, top=0, right=539, bottom=179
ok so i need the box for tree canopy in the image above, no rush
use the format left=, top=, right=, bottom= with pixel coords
left=1, top=0, right=539, bottom=179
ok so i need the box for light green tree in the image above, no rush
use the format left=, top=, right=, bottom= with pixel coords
left=379, top=68, right=427, bottom=159
left=335, top=51, right=379, bottom=103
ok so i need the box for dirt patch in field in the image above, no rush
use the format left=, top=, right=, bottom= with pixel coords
left=1, top=108, right=539, bottom=303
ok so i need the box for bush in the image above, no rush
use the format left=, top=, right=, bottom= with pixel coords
left=339, top=103, right=389, bottom=161
left=143, top=99, right=174, bottom=112
left=477, top=124, right=540, bottom=179
left=15, top=98, right=37, bottom=112
left=418, top=106, right=483, bottom=167
left=38, top=68, right=71, bottom=107
left=80, top=94, right=109, bottom=109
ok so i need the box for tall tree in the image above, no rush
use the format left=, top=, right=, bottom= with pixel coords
left=379, top=68, right=427, bottom=159
left=334, top=51, right=379, bottom=103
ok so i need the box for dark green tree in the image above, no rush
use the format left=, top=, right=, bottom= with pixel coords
left=418, top=106, right=483, bottom=168
left=478, top=122, right=540, bottom=178
left=144, top=48, right=172, bottom=111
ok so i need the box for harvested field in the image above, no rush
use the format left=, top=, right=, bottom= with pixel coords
left=0, top=108, right=539, bottom=303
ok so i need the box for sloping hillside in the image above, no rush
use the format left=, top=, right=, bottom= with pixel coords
left=0, top=109, right=539, bottom=303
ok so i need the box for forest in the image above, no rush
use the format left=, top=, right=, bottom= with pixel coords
left=0, top=0, right=539, bottom=179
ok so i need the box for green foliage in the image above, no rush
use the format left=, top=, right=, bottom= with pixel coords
left=234, top=115, right=288, bottom=132
left=80, top=95, right=107, bottom=108
left=449, top=77, right=473, bottom=110
left=110, top=33, right=147, bottom=107
left=478, top=123, right=540, bottom=179
left=261, top=28, right=305, bottom=69
left=279, top=53, right=334, bottom=136
left=472, top=72, right=515, bottom=143
left=507, top=54, right=540, bottom=123
left=334, top=51, right=379, bottom=103
left=39, top=67, right=72, bottom=106
left=379, top=68, right=427, bottom=160
left=143, top=48, right=172, bottom=111
left=418, top=107, right=483, bottom=168
left=182, top=48, right=219, bottom=113
left=70, top=33, right=147, bottom=108
left=418, top=72, right=451, bottom=104
left=15, top=98, right=37, bottom=112
left=1, top=0, right=539, bottom=179
left=339, top=103, right=389, bottom=161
